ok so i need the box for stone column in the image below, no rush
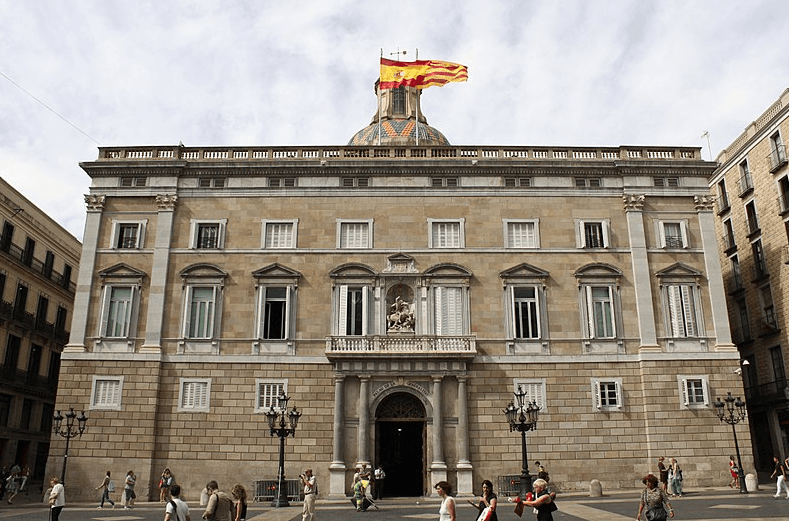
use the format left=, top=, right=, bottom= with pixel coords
left=455, top=375, right=474, bottom=496
left=64, top=195, right=105, bottom=352
left=430, top=375, right=447, bottom=495
left=695, top=195, right=735, bottom=350
left=623, top=195, right=659, bottom=350
left=142, top=194, right=177, bottom=352
left=357, top=376, right=371, bottom=468
left=329, top=375, right=347, bottom=498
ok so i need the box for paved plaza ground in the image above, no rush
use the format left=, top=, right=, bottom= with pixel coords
left=2, top=487, right=789, bottom=521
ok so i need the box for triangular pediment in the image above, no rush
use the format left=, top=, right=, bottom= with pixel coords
left=252, top=263, right=302, bottom=279
left=98, top=263, right=147, bottom=279
left=500, top=262, right=550, bottom=280
left=656, top=262, right=702, bottom=278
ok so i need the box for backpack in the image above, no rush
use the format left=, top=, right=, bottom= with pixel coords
left=107, top=479, right=116, bottom=492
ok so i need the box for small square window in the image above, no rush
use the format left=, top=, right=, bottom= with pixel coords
left=256, top=380, right=287, bottom=411
left=429, top=219, right=465, bottom=248
left=91, top=376, right=123, bottom=410
left=110, top=221, right=146, bottom=249
left=678, top=376, right=709, bottom=408
left=592, top=379, right=622, bottom=410
left=262, top=220, right=297, bottom=249
left=513, top=380, right=547, bottom=412
left=504, top=220, right=539, bottom=248
left=338, top=220, right=372, bottom=249
left=178, top=379, right=211, bottom=412
left=189, top=220, right=226, bottom=249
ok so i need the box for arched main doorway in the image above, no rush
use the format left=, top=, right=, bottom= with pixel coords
left=375, top=392, right=425, bottom=497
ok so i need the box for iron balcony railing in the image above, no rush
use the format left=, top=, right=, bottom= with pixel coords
left=0, top=235, right=75, bottom=294
left=769, top=144, right=788, bottom=172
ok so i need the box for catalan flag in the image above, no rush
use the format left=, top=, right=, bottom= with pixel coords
left=379, top=58, right=468, bottom=90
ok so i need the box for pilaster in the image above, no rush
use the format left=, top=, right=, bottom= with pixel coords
left=623, top=194, right=659, bottom=351
left=142, top=194, right=177, bottom=352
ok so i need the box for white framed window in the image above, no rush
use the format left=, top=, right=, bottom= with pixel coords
left=178, top=378, right=211, bottom=412
left=511, top=286, right=541, bottom=339
left=677, top=376, right=709, bottom=408
left=665, top=284, right=699, bottom=337
left=109, top=220, right=147, bottom=249
left=575, top=219, right=610, bottom=248
left=592, top=378, right=622, bottom=410
left=337, top=285, right=369, bottom=335
left=99, top=285, right=137, bottom=338
left=504, top=219, right=539, bottom=248
left=184, top=286, right=218, bottom=339
left=256, top=286, right=291, bottom=340
left=262, top=219, right=298, bottom=249
left=513, top=379, right=547, bottom=412
left=584, top=286, right=616, bottom=338
left=90, top=376, right=123, bottom=410
left=434, top=286, right=464, bottom=335
left=255, top=379, right=287, bottom=411
left=189, top=219, right=227, bottom=249
left=337, top=219, right=373, bottom=249
left=428, top=219, right=465, bottom=248
left=658, top=220, right=689, bottom=248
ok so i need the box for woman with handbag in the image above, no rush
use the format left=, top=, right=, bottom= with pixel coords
left=636, top=474, right=674, bottom=521
left=522, top=479, right=557, bottom=521
left=467, top=479, right=497, bottom=521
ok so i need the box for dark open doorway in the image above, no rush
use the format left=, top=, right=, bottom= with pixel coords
left=375, top=392, right=425, bottom=497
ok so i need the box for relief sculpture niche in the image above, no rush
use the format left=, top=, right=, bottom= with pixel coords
left=386, top=284, right=415, bottom=333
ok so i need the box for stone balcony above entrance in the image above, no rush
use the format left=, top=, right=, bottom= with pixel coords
left=325, top=335, right=476, bottom=361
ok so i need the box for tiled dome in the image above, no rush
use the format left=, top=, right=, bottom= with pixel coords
left=348, top=119, right=450, bottom=146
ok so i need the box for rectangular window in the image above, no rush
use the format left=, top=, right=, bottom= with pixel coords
left=512, top=287, right=540, bottom=339
left=738, top=159, right=753, bottom=195
left=752, top=240, right=767, bottom=278
left=342, top=177, right=369, bottom=187
left=723, top=219, right=736, bottom=250
left=178, top=379, right=210, bottom=411
left=717, top=179, right=730, bottom=212
left=679, top=376, right=709, bottom=407
left=339, top=220, right=372, bottom=249
left=43, top=251, right=54, bottom=278
left=593, top=380, right=622, bottom=409
left=431, top=177, right=459, bottom=187
left=434, top=286, right=463, bottom=335
left=187, top=287, right=216, bottom=339
left=659, top=221, right=688, bottom=248
left=341, top=287, right=366, bottom=336
left=259, top=287, right=289, bottom=340
left=666, top=284, right=697, bottom=337
left=91, top=376, right=123, bottom=410
left=111, top=221, right=146, bottom=249
left=586, top=286, right=615, bottom=338
left=575, top=177, right=601, bottom=187
left=269, top=177, right=296, bottom=188
left=745, top=201, right=759, bottom=234
left=505, top=220, right=539, bottom=248
left=4, top=335, right=21, bottom=368
left=429, top=219, right=464, bottom=248
left=769, top=131, right=787, bottom=171
left=0, top=394, right=11, bottom=427
left=761, top=285, right=777, bottom=330
left=505, top=177, right=532, bottom=187
left=0, top=221, right=14, bottom=253
left=189, top=220, right=226, bottom=249
left=256, top=380, right=286, bottom=411
left=22, top=237, right=35, bottom=266
left=263, top=221, right=296, bottom=249
left=120, top=177, right=146, bottom=187
left=576, top=220, right=610, bottom=248
left=770, top=346, right=785, bottom=382
left=101, top=286, right=135, bottom=338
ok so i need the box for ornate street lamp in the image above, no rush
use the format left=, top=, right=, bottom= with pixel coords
left=503, top=385, right=541, bottom=497
left=52, top=407, right=88, bottom=484
left=713, top=392, right=748, bottom=494
left=266, top=392, right=301, bottom=507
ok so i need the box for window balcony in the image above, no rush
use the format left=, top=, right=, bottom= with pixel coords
left=769, top=144, right=788, bottom=173
left=744, top=378, right=787, bottom=403
left=325, top=335, right=476, bottom=360
left=738, top=173, right=754, bottom=197
left=722, top=233, right=737, bottom=253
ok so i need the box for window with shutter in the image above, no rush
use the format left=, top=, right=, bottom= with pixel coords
left=91, top=376, right=123, bottom=410
left=179, top=379, right=210, bottom=411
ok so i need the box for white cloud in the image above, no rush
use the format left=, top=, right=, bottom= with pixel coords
left=1, top=0, right=789, bottom=238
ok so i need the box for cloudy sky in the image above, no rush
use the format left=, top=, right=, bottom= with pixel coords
left=1, top=0, right=788, bottom=240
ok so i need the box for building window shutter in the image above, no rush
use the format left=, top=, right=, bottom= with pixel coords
left=594, top=381, right=602, bottom=409
left=338, top=285, right=349, bottom=335
left=361, top=286, right=369, bottom=336
left=615, top=381, right=622, bottom=409
left=585, top=286, right=596, bottom=338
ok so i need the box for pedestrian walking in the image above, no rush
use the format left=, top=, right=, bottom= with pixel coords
left=668, top=458, right=683, bottom=497
left=658, top=457, right=669, bottom=493
left=165, top=484, right=192, bottom=521
left=231, top=483, right=247, bottom=521
left=771, top=455, right=789, bottom=498
left=373, top=465, right=386, bottom=500
left=95, top=470, right=115, bottom=509
left=636, top=473, right=674, bottom=520
left=523, top=479, right=557, bottom=521
left=124, top=470, right=137, bottom=508
left=467, top=479, right=498, bottom=521
left=202, top=480, right=233, bottom=521
left=729, top=456, right=739, bottom=489
left=435, top=481, right=456, bottom=521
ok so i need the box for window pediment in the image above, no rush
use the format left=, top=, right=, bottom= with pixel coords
left=329, top=263, right=378, bottom=279
left=179, top=263, right=228, bottom=285
left=98, top=263, right=146, bottom=282
left=500, top=262, right=550, bottom=282
left=424, top=263, right=472, bottom=278
left=252, top=263, right=302, bottom=281
left=656, top=262, right=702, bottom=279
left=574, top=263, right=622, bottom=279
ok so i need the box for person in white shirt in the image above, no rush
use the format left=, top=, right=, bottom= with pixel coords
left=49, top=477, right=65, bottom=521
left=165, top=484, right=192, bottom=521
left=300, top=468, right=317, bottom=521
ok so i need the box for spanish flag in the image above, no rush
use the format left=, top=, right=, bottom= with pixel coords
left=379, top=58, right=468, bottom=90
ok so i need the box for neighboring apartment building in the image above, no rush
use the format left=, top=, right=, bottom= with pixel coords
left=51, top=84, right=747, bottom=501
left=0, top=177, right=80, bottom=481
left=711, top=88, right=789, bottom=471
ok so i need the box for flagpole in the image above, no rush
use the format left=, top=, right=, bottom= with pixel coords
left=378, top=49, right=382, bottom=146
left=415, top=47, right=419, bottom=147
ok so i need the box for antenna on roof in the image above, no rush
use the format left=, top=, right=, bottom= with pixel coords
left=701, top=131, right=712, bottom=161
